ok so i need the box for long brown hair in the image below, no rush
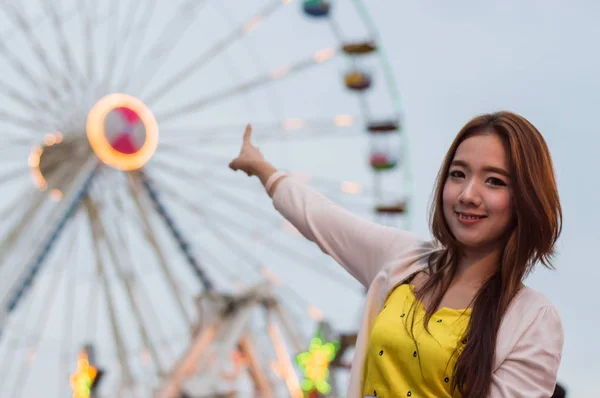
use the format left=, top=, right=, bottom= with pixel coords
left=412, top=111, right=562, bottom=397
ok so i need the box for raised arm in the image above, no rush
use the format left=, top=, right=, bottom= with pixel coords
left=229, top=124, right=426, bottom=287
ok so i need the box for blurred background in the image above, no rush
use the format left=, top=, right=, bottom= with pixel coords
left=0, top=0, right=596, bottom=397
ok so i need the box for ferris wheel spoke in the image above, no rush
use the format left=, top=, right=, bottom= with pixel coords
left=0, top=191, right=53, bottom=274
left=60, top=2, right=126, bottom=132
left=74, top=0, right=121, bottom=83
left=130, top=173, right=256, bottom=291
left=112, top=0, right=157, bottom=93
left=0, top=280, right=37, bottom=393
left=177, top=234, right=249, bottom=293
left=109, top=176, right=190, bottom=362
left=2, top=2, right=79, bottom=98
left=152, top=159, right=402, bottom=229
left=155, top=148, right=402, bottom=207
left=148, top=173, right=267, bottom=281
left=105, top=226, right=180, bottom=369
left=58, top=211, right=83, bottom=398
left=151, top=160, right=282, bottom=227
left=0, top=136, right=38, bottom=147
left=46, top=1, right=121, bottom=131
left=83, top=196, right=136, bottom=390
left=286, top=172, right=403, bottom=202
left=0, top=0, right=73, bottom=41
left=0, top=204, right=62, bottom=309
left=80, top=0, right=99, bottom=87
left=0, top=166, right=29, bottom=185
left=0, top=79, right=58, bottom=125
left=42, top=0, right=88, bottom=92
left=150, top=176, right=361, bottom=295
left=125, top=0, right=209, bottom=96
left=157, top=115, right=358, bottom=145
left=0, top=2, right=88, bottom=115
left=126, top=174, right=195, bottom=331
left=5, top=222, right=78, bottom=398
left=91, top=193, right=168, bottom=378
left=142, top=0, right=286, bottom=105
left=0, top=186, right=39, bottom=232
left=136, top=172, right=217, bottom=295
left=0, top=1, right=106, bottom=132
left=0, top=220, right=76, bottom=394
left=0, top=109, right=53, bottom=136
left=0, top=159, right=99, bottom=342
left=154, top=47, right=337, bottom=124
left=94, top=0, right=132, bottom=97
left=211, top=0, right=288, bottom=121
left=169, top=191, right=265, bottom=286
left=102, top=0, right=147, bottom=95
left=0, top=27, right=62, bottom=108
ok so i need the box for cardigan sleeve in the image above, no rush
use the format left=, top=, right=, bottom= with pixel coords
left=270, top=175, right=425, bottom=288
left=489, top=306, right=564, bottom=397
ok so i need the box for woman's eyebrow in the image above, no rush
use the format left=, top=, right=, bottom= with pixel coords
left=451, top=159, right=509, bottom=177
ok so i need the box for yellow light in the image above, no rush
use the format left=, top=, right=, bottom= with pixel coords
left=340, top=181, right=362, bottom=195
left=86, top=93, right=159, bottom=171
left=270, top=66, right=291, bottom=79
left=307, top=306, right=324, bottom=321
left=28, top=145, right=48, bottom=190
left=260, top=267, right=282, bottom=286
left=49, top=189, right=63, bottom=201
left=28, top=145, right=42, bottom=167
left=44, top=133, right=58, bottom=146
left=313, top=48, right=335, bottom=63
left=243, top=15, right=263, bottom=33
left=70, top=351, right=98, bottom=398
left=334, top=114, right=353, bottom=127
left=281, top=118, right=305, bottom=130
left=140, top=348, right=152, bottom=365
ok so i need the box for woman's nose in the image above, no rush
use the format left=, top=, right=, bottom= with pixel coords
left=458, top=180, right=482, bottom=206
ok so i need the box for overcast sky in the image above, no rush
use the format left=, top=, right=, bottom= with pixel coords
left=0, top=1, right=597, bottom=397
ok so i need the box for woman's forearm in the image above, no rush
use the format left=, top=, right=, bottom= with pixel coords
left=253, top=161, right=285, bottom=196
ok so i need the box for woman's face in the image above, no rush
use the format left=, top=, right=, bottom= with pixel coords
left=442, top=133, right=514, bottom=253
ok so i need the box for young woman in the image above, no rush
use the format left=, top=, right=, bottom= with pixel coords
left=229, top=111, right=564, bottom=398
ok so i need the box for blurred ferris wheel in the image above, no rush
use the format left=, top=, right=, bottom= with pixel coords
left=0, top=0, right=412, bottom=397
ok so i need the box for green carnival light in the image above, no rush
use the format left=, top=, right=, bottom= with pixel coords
left=296, top=330, right=340, bottom=395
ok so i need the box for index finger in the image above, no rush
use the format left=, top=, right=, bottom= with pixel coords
left=243, top=124, right=252, bottom=144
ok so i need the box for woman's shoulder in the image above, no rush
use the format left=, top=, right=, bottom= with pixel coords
left=506, top=285, right=563, bottom=327
left=513, top=285, right=561, bottom=315
left=498, top=286, right=563, bottom=348
left=494, top=286, right=564, bottom=370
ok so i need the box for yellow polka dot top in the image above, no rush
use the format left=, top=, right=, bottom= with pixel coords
left=362, top=284, right=471, bottom=398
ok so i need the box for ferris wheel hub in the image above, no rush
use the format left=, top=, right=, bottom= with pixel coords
left=28, top=132, right=92, bottom=195
left=86, top=93, right=159, bottom=171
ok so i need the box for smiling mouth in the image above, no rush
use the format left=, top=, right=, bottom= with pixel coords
left=455, top=211, right=487, bottom=221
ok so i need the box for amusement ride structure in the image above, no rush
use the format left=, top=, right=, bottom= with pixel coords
left=0, top=0, right=412, bottom=396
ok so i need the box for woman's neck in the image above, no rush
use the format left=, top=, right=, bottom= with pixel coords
left=454, top=246, right=501, bottom=288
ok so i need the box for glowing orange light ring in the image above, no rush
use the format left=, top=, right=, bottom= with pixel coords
left=86, top=93, right=159, bottom=171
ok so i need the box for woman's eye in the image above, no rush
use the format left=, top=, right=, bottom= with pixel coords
left=449, top=170, right=464, bottom=178
left=487, top=177, right=507, bottom=186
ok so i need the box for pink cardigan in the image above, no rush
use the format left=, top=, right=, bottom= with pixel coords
left=267, top=173, right=564, bottom=398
